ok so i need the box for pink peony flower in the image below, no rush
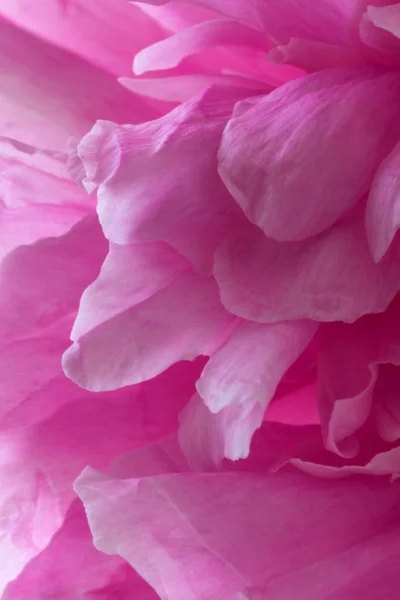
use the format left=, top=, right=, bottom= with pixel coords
left=2, top=0, right=400, bottom=598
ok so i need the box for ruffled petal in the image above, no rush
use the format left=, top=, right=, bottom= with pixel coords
left=0, top=19, right=157, bottom=152
left=120, top=73, right=266, bottom=104
left=135, top=0, right=357, bottom=46
left=0, top=359, right=199, bottom=591
left=0, top=138, right=92, bottom=262
left=0, top=0, right=165, bottom=77
left=214, top=211, right=400, bottom=323
left=292, top=446, right=400, bottom=480
left=365, top=139, right=400, bottom=261
left=63, top=243, right=236, bottom=391
left=76, top=452, right=400, bottom=600
left=77, top=88, right=250, bottom=271
left=183, top=320, right=317, bottom=461
left=268, top=38, right=368, bottom=71
left=2, top=501, right=158, bottom=600
left=359, top=5, right=400, bottom=65
left=218, top=69, right=400, bottom=241
left=133, top=19, right=269, bottom=75
left=317, top=302, right=400, bottom=456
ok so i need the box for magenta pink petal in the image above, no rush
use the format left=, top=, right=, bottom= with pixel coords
left=292, top=446, right=400, bottom=479
left=365, top=3, right=400, bottom=40
left=77, top=88, right=250, bottom=271
left=0, top=139, right=92, bottom=262
left=2, top=501, right=158, bottom=600
left=63, top=260, right=236, bottom=391
left=136, top=0, right=357, bottom=45
left=0, top=359, right=199, bottom=591
left=133, top=19, right=269, bottom=75
left=359, top=5, right=400, bottom=65
left=214, top=211, right=400, bottom=323
left=185, top=319, right=317, bottom=461
left=120, top=72, right=266, bottom=103
left=365, top=139, right=400, bottom=261
left=268, top=38, right=368, bottom=71
left=218, top=69, right=400, bottom=241
left=0, top=19, right=158, bottom=152
left=0, top=0, right=166, bottom=77
left=70, top=242, right=189, bottom=341
left=76, top=456, right=400, bottom=600
left=317, top=303, right=400, bottom=457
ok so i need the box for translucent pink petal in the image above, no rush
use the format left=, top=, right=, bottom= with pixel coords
left=214, top=211, right=400, bottom=323
left=136, top=0, right=357, bottom=45
left=133, top=19, right=269, bottom=75
left=268, top=38, right=368, bottom=71
left=0, top=19, right=158, bottom=152
left=266, top=382, right=320, bottom=426
left=365, top=139, right=400, bottom=261
left=120, top=72, right=266, bottom=103
left=317, top=303, right=400, bottom=456
left=366, top=3, right=400, bottom=39
left=218, top=70, right=400, bottom=241
left=2, top=501, right=158, bottom=600
left=182, top=320, right=317, bottom=461
left=0, top=139, right=92, bottom=262
left=359, top=5, right=400, bottom=65
left=292, top=446, right=400, bottom=479
left=76, top=456, right=400, bottom=600
left=63, top=248, right=236, bottom=391
left=71, top=242, right=189, bottom=341
left=374, top=364, right=400, bottom=443
left=0, top=217, right=107, bottom=427
left=0, top=360, right=199, bottom=591
left=77, top=89, right=250, bottom=271
left=0, top=0, right=165, bottom=77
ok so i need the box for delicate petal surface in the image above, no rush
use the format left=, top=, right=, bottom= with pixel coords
left=0, top=0, right=166, bottom=77
left=136, top=0, right=358, bottom=45
left=76, top=451, right=400, bottom=600
left=365, top=139, right=400, bottom=261
left=218, top=70, right=400, bottom=241
left=188, top=320, right=317, bottom=460
left=0, top=19, right=157, bottom=152
left=214, top=212, right=400, bottom=323
left=78, top=89, right=249, bottom=270
left=64, top=245, right=236, bottom=391
left=2, top=501, right=158, bottom=600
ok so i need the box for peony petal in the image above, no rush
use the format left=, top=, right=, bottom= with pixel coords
left=70, top=242, right=189, bottom=341
left=359, top=4, right=400, bottom=65
left=365, top=139, right=400, bottom=261
left=365, top=4, right=400, bottom=41
left=76, top=457, right=400, bottom=600
left=63, top=255, right=236, bottom=391
left=214, top=210, right=400, bottom=323
left=78, top=88, right=250, bottom=271
left=375, top=364, right=400, bottom=443
left=184, top=320, right=317, bottom=461
left=120, top=73, right=266, bottom=104
left=0, top=0, right=165, bottom=77
left=135, top=0, right=357, bottom=45
left=2, top=501, right=158, bottom=600
left=218, top=69, right=400, bottom=241
left=0, top=216, right=107, bottom=425
left=317, top=303, right=400, bottom=457
left=0, top=360, right=199, bottom=592
left=292, top=446, right=400, bottom=480
left=0, top=216, right=107, bottom=344
left=0, top=19, right=158, bottom=153
left=268, top=38, right=368, bottom=71
left=0, top=139, right=92, bottom=262
left=133, top=19, right=269, bottom=75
